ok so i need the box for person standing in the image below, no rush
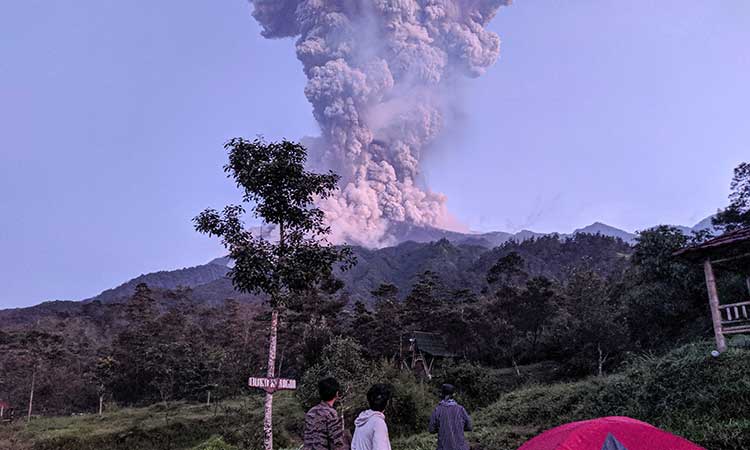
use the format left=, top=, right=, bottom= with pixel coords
left=303, top=377, right=346, bottom=450
left=428, top=384, right=472, bottom=450
left=351, top=384, right=393, bottom=450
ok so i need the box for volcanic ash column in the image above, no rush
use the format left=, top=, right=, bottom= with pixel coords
left=249, top=0, right=509, bottom=247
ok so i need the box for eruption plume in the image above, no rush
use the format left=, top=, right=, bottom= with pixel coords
left=249, top=0, right=509, bottom=246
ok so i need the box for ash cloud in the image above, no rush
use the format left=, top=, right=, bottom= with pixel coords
left=250, top=0, right=510, bottom=246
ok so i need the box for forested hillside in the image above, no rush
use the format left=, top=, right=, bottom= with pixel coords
left=3, top=228, right=736, bottom=420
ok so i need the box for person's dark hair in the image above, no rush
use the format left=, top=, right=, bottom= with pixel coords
left=366, top=384, right=392, bottom=412
left=318, top=377, right=340, bottom=402
left=441, top=383, right=455, bottom=399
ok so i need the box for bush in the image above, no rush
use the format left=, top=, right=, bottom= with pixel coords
left=219, top=393, right=304, bottom=450
left=432, top=360, right=560, bottom=410
left=468, top=425, right=539, bottom=450
left=391, top=433, right=436, bottom=450
left=297, top=337, right=373, bottom=411
left=475, top=341, right=750, bottom=450
left=191, top=436, right=238, bottom=450
left=297, top=337, right=435, bottom=437
left=381, top=369, right=434, bottom=437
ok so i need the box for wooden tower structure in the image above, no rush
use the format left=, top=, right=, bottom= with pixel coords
left=675, top=227, right=750, bottom=352
left=400, top=331, right=455, bottom=379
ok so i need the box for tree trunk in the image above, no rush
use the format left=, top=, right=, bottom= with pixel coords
left=27, top=370, right=35, bottom=423
left=511, top=356, right=521, bottom=377
left=263, top=308, right=279, bottom=450
left=597, top=344, right=608, bottom=377
left=206, top=390, right=211, bottom=406
left=99, top=394, right=104, bottom=416
left=263, top=220, right=284, bottom=450
left=704, top=259, right=727, bottom=353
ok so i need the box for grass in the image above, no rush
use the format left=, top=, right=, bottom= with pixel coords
left=0, top=394, right=301, bottom=450
left=3, top=341, right=749, bottom=450
left=472, top=341, right=750, bottom=450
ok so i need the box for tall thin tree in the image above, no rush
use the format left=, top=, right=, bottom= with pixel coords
left=194, top=138, right=354, bottom=450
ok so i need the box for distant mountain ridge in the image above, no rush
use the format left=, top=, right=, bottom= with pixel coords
left=3, top=218, right=716, bottom=311
left=79, top=218, right=714, bottom=305
left=85, top=258, right=231, bottom=304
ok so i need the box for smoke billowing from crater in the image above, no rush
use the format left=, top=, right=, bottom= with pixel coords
left=249, top=0, right=509, bottom=246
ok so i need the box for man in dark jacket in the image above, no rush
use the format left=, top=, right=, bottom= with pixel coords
left=428, top=384, right=472, bottom=450
left=303, top=377, right=346, bottom=450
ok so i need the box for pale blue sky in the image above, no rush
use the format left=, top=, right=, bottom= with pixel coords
left=1, top=1, right=748, bottom=308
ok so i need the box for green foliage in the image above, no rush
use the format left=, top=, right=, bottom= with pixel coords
left=358, top=284, right=405, bottom=360
left=617, top=226, right=709, bottom=350
left=193, top=137, right=354, bottom=305
left=714, top=162, right=750, bottom=231
left=391, top=433, right=437, bottom=450
left=476, top=342, right=750, bottom=450
left=298, top=338, right=435, bottom=438
left=218, top=393, right=304, bottom=450
left=9, top=343, right=750, bottom=450
left=191, top=436, right=238, bottom=450
left=560, top=269, right=628, bottom=376
left=402, top=271, right=447, bottom=331
left=432, top=361, right=525, bottom=410
left=466, top=426, right=540, bottom=450
left=8, top=397, right=304, bottom=450
left=110, top=297, right=211, bottom=406
left=486, top=251, right=526, bottom=286
left=14, top=402, right=227, bottom=450
left=381, top=370, right=435, bottom=437
left=297, top=337, right=372, bottom=415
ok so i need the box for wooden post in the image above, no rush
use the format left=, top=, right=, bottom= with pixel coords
left=206, top=390, right=211, bottom=406
left=98, top=394, right=104, bottom=416
left=27, top=371, right=35, bottom=423
left=704, top=259, right=727, bottom=353
left=263, top=309, right=279, bottom=450
left=1, top=404, right=4, bottom=418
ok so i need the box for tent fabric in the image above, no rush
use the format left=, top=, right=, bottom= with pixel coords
left=601, top=434, right=628, bottom=450
left=517, top=417, right=705, bottom=450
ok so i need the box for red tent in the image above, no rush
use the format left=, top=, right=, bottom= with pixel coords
left=518, top=417, right=705, bottom=450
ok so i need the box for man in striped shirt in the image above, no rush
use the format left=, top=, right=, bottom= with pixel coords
left=428, top=384, right=473, bottom=450
left=303, top=377, right=346, bottom=450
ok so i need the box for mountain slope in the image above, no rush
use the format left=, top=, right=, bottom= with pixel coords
left=569, top=222, right=637, bottom=243
left=3, top=219, right=716, bottom=313
left=85, top=259, right=231, bottom=303
left=75, top=222, right=636, bottom=305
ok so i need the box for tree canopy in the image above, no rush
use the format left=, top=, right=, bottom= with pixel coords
left=714, top=162, right=750, bottom=231
left=193, top=138, right=354, bottom=306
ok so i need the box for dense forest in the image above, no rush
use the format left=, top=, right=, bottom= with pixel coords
left=1, top=227, right=738, bottom=417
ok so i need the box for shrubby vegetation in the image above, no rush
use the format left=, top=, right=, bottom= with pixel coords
left=4, top=341, right=748, bottom=450
left=475, top=341, right=750, bottom=450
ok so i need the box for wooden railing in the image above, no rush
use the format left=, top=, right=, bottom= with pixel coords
left=720, top=301, right=750, bottom=335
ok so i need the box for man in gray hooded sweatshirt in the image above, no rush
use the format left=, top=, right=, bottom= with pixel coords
left=351, top=384, right=392, bottom=450
left=429, top=384, right=472, bottom=450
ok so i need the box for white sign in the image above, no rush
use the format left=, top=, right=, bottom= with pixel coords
left=249, top=377, right=297, bottom=392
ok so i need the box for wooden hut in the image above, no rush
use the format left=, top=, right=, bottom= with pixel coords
left=674, top=227, right=750, bottom=352
left=400, top=331, right=455, bottom=379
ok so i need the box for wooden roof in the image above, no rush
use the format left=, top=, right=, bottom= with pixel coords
left=412, top=331, right=455, bottom=357
left=674, top=227, right=750, bottom=262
